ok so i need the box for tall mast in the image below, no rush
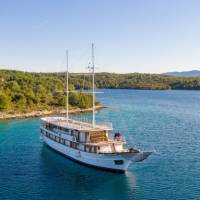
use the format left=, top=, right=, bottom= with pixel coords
left=92, top=43, right=95, bottom=127
left=66, top=50, right=69, bottom=121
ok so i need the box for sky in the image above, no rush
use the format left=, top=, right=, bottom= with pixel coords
left=0, top=0, right=200, bottom=73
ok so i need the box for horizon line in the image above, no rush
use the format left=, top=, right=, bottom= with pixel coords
left=1, top=68, right=200, bottom=75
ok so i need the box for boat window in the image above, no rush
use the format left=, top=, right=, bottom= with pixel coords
left=89, top=146, right=93, bottom=152
left=65, top=140, right=69, bottom=146
left=70, top=141, right=73, bottom=148
left=47, top=132, right=50, bottom=137
left=51, top=135, right=55, bottom=140
left=90, top=146, right=94, bottom=153
left=60, top=139, right=64, bottom=144
left=55, top=136, right=60, bottom=143
left=86, top=145, right=90, bottom=152
left=71, top=142, right=77, bottom=149
left=114, top=160, right=124, bottom=165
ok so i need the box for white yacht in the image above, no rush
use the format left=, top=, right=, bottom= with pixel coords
left=40, top=44, right=152, bottom=173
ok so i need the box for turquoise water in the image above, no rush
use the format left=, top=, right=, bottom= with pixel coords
left=0, top=89, right=200, bottom=200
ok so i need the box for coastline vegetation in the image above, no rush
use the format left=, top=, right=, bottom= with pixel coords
left=0, top=70, right=98, bottom=112
left=53, top=72, right=200, bottom=90
left=81, top=72, right=200, bottom=90
left=1, top=69, right=200, bottom=113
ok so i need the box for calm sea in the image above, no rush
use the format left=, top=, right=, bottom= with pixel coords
left=0, top=89, right=200, bottom=200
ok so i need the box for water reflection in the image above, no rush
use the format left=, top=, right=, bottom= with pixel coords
left=40, top=145, right=138, bottom=200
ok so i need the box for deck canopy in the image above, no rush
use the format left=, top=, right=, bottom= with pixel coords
left=41, top=117, right=113, bottom=132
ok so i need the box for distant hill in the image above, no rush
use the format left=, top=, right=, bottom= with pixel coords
left=1, top=70, right=200, bottom=115
left=163, top=70, right=200, bottom=77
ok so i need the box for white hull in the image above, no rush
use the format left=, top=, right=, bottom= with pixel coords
left=42, top=134, right=151, bottom=173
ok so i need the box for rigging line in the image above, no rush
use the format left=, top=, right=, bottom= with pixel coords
left=92, top=43, right=95, bottom=127
left=66, top=50, right=69, bottom=121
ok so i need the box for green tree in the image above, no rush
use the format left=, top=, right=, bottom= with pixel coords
left=69, top=92, right=79, bottom=106
left=0, top=92, right=11, bottom=111
left=8, top=81, right=20, bottom=92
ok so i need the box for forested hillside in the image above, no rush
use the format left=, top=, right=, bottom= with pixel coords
left=1, top=70, right=200, bottom=112
left=71, top=72, right=200, bottom=90
left=0, top=70, right=96, bottom=112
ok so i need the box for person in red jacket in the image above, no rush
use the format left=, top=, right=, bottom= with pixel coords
left=114, top=131, right=121, bottom=140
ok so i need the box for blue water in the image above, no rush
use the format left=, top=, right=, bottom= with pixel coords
left=0, top=89, right=200, bottom=200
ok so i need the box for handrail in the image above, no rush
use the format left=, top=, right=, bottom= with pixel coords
left=41, top=117, right=113, bottom=130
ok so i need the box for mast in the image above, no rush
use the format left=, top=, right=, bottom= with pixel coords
left=92, top=43, right=95, bottom=127
left=66, top=50, right=69, bottom=121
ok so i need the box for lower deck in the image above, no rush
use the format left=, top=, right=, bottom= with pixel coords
left=41, top=127, right=138, bottom=154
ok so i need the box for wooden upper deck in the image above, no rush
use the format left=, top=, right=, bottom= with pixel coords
left=41, top=117, right=113, bottom=132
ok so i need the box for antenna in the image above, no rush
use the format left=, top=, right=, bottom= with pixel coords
left=92, top=43, right=95, bottom=127
left=66, top=50, right=69, bottom=121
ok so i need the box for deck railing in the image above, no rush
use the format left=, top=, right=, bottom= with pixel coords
left=42, top=117, right=113, bottom=130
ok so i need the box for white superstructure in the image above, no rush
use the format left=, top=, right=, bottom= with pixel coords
left=40, top=44, right=152, bottom=173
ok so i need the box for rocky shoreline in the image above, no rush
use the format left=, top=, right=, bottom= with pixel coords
left=0, top=106, right=106, bottom=120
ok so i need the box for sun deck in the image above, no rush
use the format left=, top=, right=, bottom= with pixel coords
left=41, top=117, right=113, bottom=131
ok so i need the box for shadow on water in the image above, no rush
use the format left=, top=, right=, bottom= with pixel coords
left=40, top=145, right=138, bottom=200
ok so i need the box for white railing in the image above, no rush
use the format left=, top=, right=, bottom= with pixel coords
left=42, top=116, right=113, bottom=130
